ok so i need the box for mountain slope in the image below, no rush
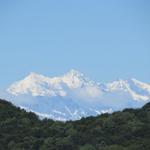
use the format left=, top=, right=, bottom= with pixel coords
left=0, top=98, right=150, bottom=150
left=6, top=70, right=150, bottom=120
left=8, top=70, right=102, bottom=99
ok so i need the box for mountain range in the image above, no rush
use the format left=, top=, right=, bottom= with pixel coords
left=4, top=69, right=150, bottom=121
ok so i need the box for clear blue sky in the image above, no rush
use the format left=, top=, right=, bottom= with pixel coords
left=0, top=0, right=150, bottom=87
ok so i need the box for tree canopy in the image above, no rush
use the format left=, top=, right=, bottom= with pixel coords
left=0, top=99, right=150, bottom=150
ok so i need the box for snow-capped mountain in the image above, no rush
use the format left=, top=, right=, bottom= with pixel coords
left=6, top=70, right=150, bottom=121
left=8, top=70, right=102, bottom=100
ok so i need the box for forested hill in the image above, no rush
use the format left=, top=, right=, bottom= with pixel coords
left=0, top=99, right=150, bottom=150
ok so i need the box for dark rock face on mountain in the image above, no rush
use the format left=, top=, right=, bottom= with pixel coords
left=0, top=98, right=150, bottom=150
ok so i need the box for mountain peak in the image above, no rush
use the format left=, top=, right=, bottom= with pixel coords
left=26, top=72, right=45, bottom=80
left=106, top=79, right=128, bottom=91
left=29, top=72, right=40, bottom=77
left=65, top=69, right=84, bottom=78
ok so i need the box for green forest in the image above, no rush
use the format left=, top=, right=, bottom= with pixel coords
left=0, top=99, right=150, bottom=150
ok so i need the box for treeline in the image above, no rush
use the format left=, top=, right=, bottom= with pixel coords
left=0, top=99, right=150, bottom=150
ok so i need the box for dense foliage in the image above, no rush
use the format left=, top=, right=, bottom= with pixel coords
left=0, top=99, right=150, bottom=150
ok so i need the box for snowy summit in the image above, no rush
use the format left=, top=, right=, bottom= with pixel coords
left=7, top=70, right=150, bottom=121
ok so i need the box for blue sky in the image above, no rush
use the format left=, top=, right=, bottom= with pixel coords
left=0, top=0, right=150, bottom=87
